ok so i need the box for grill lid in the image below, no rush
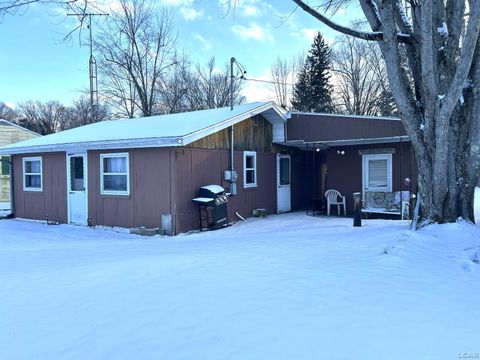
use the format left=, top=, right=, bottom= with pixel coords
left=200, top=185, right=225, bottom=195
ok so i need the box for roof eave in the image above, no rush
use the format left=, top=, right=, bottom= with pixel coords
left=0, top=136, right=183, bottom=155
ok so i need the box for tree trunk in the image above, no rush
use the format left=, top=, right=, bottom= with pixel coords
left=414, top=108, right=478, bottom=225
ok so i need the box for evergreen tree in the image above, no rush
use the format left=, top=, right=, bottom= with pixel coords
left=291, top=32, right=334, bottom=113
left=377, top=90, right=399, bottom=117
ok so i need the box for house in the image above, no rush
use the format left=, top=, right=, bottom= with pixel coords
left=0, top=119, right=39, bottom=207
left=0, top=102, right=415, bottom=234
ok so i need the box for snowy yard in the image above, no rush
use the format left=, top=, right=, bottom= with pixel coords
left=1, top=210, right=480, bottom=360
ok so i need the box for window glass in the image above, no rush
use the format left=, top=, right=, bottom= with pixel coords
left=279, top=157, right=290, bottom=185
left=104, top=157, right=126, bottom=173
left=246, top=155, right=254, bottom=169
left=25, top=160, right=41, bottom=174
left=23, top=157, right=42, bottom=191
left=103, top=175, right=128, bottom=191
left=101, top=154, right=129, bottom=194
left=246, top=169, right=255, bottom=184
left=363, top=154, right=392, bottom=192
left=368, top=159, right=388, bottom=188
left=244, top=152, right=257, bottom=187
left=70, top=157, right=84, bottom=191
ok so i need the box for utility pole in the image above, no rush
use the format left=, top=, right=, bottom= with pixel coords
left=228, top=57, right=246, bottom=196
left=67, top=12, right=108, bottom=124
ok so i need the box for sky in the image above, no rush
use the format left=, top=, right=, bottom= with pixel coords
left=0, top=0, right=360, bottom=109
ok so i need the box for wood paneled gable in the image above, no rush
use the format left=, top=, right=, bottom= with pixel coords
left=187, top=115, right=273, bottom=153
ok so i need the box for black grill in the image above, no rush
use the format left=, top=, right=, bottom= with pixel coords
left=192, top=185, right=229, bottom=230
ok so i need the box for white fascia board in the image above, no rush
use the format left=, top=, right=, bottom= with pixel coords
left=0, top=136, right=183, bottom=155
left=181, top=102, right=287, bottom=146
left=275, top=136, right=410, bottom=148
left=287, top=111, right=402, bottom=122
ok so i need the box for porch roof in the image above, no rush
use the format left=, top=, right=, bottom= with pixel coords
left=285, top=112, right=408, bottom=149
left=279, top=135, right=410, bottom=150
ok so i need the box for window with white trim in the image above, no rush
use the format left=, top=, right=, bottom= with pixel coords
left=363, top=154, right=392, bottom=192
left=243, top=151, right=257, bottom=188
left=100, top=153, right=130, bottom=195
left=23, top=157, right=42, bottom=191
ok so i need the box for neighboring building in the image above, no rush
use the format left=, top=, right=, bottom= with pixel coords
left=0, top=119, right=39, bottom=205
left=0, top=102, right=416, bottom=234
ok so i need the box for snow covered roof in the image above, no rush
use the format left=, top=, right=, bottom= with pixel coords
left=0, top=102, right=286, bottom=155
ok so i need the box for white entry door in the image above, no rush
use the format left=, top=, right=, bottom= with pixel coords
left=277, top=154, right=291, bottom=213
left=67, top=153, right=87, bottom=225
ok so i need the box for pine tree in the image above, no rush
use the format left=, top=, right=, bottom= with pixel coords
left=291, top=32, right=334, bottom=113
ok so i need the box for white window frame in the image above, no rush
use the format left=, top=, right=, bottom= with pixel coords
left=243, top=151, right=257, bottom=188
left=362, top=153, right=392, bottom=193
left=100, top=153, right=130, bottom=196
left=23, top=156, right=43, bottom=192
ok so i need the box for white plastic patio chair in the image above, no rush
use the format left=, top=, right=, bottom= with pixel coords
left=325, top=189, right=346, bottom=216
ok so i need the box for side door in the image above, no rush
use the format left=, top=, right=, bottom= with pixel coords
left=67, top=153, right=87, bottom=225
left=277, top=154, right=291, bottom=213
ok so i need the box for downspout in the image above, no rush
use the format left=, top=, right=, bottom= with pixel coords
left=9, top=156, right=14, bottom=217
left=399, top=136, right=403, bottom=191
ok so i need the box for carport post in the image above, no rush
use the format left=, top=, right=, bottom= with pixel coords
left=353, top=192, right=362, bottom=227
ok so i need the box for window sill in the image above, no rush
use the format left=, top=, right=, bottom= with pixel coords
left=23, top=189, right=43, bottom=193
left=100, top=192, right=131, bottom=199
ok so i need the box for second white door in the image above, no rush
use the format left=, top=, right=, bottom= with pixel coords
left=277, top=154, right=291, bottom=213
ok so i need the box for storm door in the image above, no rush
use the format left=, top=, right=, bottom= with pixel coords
left=67, top=154, right=87, bottom=225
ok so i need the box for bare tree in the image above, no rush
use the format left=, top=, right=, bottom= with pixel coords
left=184, top=57, right=245, bottom=111
left=155, top=54, right=192, bottom=114
left=95, top=0, right=177, bottom=118
left=332, top=35, right=395, bottom=116
left=0, top=102, right=16, bottom=121
left=286, top=0, right=480, bottom=225
left=271, top=57, right=291, bottom=109
left=17, top=101, right=67, bottom=134
left=63, top=96, right=110, bottom=129
left=270, top=56, right=301, bottom=109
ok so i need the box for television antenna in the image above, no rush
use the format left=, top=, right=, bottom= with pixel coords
left=67, top=12, right=109, bottom=123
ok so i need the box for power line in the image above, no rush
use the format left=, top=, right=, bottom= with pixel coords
left=241, top=77, right=295, bottom=87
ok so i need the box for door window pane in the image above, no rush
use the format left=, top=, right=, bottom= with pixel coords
left=70, top=157, right=85, bottom=191
left=279, top=157, right=290, bottom=185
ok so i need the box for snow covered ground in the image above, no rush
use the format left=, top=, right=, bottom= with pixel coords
left=1, top=212, right=480, bottom=360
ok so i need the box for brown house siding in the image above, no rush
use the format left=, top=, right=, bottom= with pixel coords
left=88, top=148, right=175, bottom=229
left=12, top=152, right=67, bottom=223
left=287, top=113, right=406, bottom=142
left=175, top=147, right=277, bottom=233
left=324, top=142, right=416, bottom=214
